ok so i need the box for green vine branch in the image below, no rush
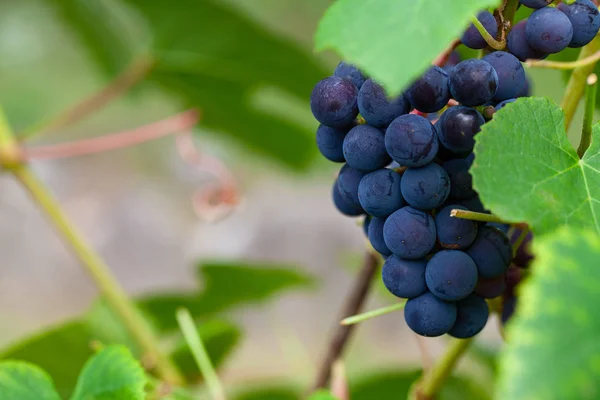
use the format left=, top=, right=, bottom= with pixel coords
left=411, top=338, right=474, bottom=400
left=0, top=110, right=183, bottom=385
left=578, top=73, right=598, bottom=158
left=526, top=50, right=600, bottom=70
left=561, top=37, right=600, bottom=131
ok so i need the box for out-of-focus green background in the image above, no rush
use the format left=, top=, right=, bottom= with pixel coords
left=0, top=0, right=587, bottom=391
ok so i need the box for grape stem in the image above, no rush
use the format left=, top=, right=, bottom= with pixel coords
left=526, top=50, right=600, bottom=70
left=561, top=37, right=600, bottom=130
left=578, top=73, right=598, bottom=158
left=340, top=301, right=406, bottom=326
left=450, top=209, right=527, bottom=228
left=309, top=250, right=380, bottom=392
left=512, top=227, right=531, bottom=258
left=470, top=16, right=506, bottom=50
left=176, top=308, right=227, bottom=400
left=411, top=338, right=474, bottom=400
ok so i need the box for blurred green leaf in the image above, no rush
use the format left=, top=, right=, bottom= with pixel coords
left=0, top=321, right=93, bottom=398
left=171, top=319, right=241, bottom=381
left=46, top=0, right=327, bottom=169
left=496, top=228, right=600, bottom=400
left=472, top=97, right=600, bottom=235
left=140, top=261, right=315, bottom=331
left=0, top=361, right=61, bottom=400
left=351, top=370, right=490, bottom=400
left=315, top=0, right=500, bottom=95
left=42, top=0, right=142, bottom=75
left=70, top=345, right=146, bottom=400
left=307, top=390, right=339, bottom=400
left=232, top=385, right=299, bottom=400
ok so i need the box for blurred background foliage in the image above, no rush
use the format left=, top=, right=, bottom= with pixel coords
left=0, top=0, right=592, bottom=398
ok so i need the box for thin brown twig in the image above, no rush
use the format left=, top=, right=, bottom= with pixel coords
left=23, top=110, right=199, bottom=160
left=309, top=250, right=379, bottom=392
left=21, top=54, right=155, bottom=140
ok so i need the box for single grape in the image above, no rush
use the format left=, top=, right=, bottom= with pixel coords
left=310, top=76, right=358, bottom=128
left=363, top=215, right=372, bottom=237
left=448, top=294, right=489, bottom=338
left=520, top=0, right=553, bottom=9
left=358, top=169, right=404, bottom=217
left=507, top=20, right=549, bottom=62
left=558, top=0, right=600, bottom=48
left=495, top=98, right=517, bottom=111
left=334, top=61, right=367, bottom=89
left=467, top=226, right=512, bottom=278
left=475, top=273, right=507, bottom=298
left=401, top=163, right=450, bottom=210
left=482, top=52, right=526, bottom=102
left=443, top=158, right=475, bottom=200
left=358, top=79, right=410, bottom=128
left=404, top=292, right=457, bottom=337
left=316, top=124, right=348, bottom=162
left=383, top=207, right=436, bottom=259
left=343, top=125, right=391, bottom=172
left=368, top=216, right=392, bottom=256
left=336, top=164, right=365, bottom=209
left=332, top=181, right=364, bottom=216
left=449, top=59, right=499, bottom=106
left=435, top=205, right=478, bottom=250
left=385, top=114, right=439, bottom=167
left=407, top=66, right=450, bottom=113
left=461, top=11, right=499, bottom=49
left=425, top=250, right=478, bottom=301
left=526, top=7, right=573, bottom=54
left=501, top=296, right=517, bottom=325
left=382, top=255, right=427, bottom=298
left=436, top=106, right=485, bottom=154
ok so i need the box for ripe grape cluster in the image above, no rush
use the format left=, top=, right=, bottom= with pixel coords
left=312, top=1, right=600, bottom=338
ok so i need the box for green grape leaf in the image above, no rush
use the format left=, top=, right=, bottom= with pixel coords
left=171, top=319, right=241, bottom=381
left=315, top=0, right=501, bottom=95
left=471, top=97, right=600, bottom=235
left=0, top=321, right=94, bottom=398
left=0, top=361, right=61, bottom=400
left=496, top=227, right=600, bottom=399
left=139, top=261, right=315, bottom=331
left=41, top=0, right=142, bottom=75
left=70, top=346, right=146, bottom=400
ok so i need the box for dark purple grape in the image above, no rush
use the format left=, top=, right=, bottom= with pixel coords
left=358, top=79, right=410, bottom=128
left=382, top=255, right=427, bottom=298
left=404, top=292, right=457, bottom=337
left=316, top=124, right=348, bottom=162
left=385, top=114, right=439, bottom=167
left=449, top=59, right=499, bottom=106
left=467, top=226, right=512, bottom=278
left=383, top=207, right=436, bottom=259
left=425, top=250, right=478, bottom=301
left=334, top=61, right=367, bottom=89
left=343, top=125, right=391, bottom=172
left=332, top=181, right=364, bottom=216
left=337, top=164, right=364, bottom=209
left=435, top=205, right=479, bottom=250
left=558, top=0, right=600, bottom=48
left=520, top=0, right=553, bottom=9
left=401, top=163, right=450, bottom=210
left=461, top=11, right=499, bottom=49
left=358, top=168, right=404, bottom=217
left=310, top=76, right=358, bottom=128
left=526, top=7, right=573, bottom=53
left=436, top=106, right=485, bottom=155
left=482, top=51, right=526, bottom=102
left=407, top=66, right=450, bottom=113
left=368, top=216, right=392, bottom=256
left=507, top=20, right=549, bottom=62
left=448, top=294, right=489, bottom=338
